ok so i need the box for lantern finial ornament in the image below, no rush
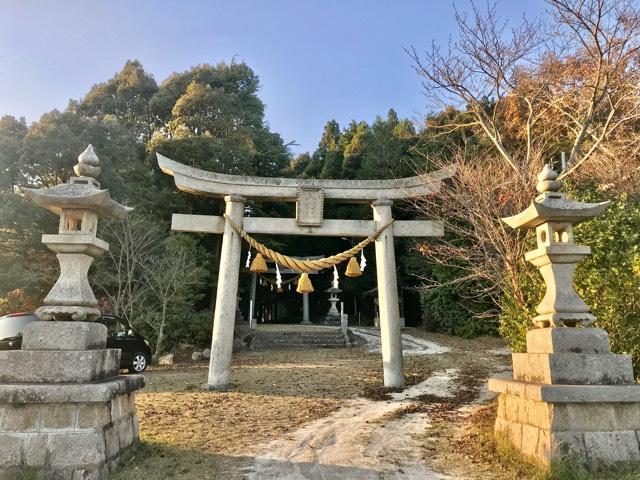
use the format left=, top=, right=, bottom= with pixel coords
left=535, top=164, right=562, bottom=193
left=501, top=165, right=610, bottom=327
left=74, top=144, right=101, bottom=178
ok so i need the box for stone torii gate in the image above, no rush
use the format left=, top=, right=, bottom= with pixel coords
left=158, top=153, right=454, bottom=389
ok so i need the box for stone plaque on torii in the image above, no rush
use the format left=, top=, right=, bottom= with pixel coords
left=158, top=153, right=454, bottom=389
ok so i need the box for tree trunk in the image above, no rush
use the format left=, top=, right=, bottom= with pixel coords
left=155, top=302, right=167, bottom=358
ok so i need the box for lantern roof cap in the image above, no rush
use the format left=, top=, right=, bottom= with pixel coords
left=21, top=145, right=132, bottom=219
left=502, top=166, right=610, bottom=230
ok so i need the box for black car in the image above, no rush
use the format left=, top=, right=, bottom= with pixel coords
left=0, top=312, right=152, bottom=373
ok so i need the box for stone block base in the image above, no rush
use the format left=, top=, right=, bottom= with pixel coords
left=490, top=378, right=640, bottom=465
left=0, top=349, right=120, bottom=384
left=512, top=352, right=633, bottom=385
left=23, top=321, right=107, bottom=351
left=526, top=328, right=611, bottom=354
left=0, top=375, right=144, bottom=479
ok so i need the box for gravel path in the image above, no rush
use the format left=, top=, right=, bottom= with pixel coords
left=350, top=327, right=451, bottom=355
left=244, top=370, right=459, bottom=480
left=243, top=328, right=459, bottom=479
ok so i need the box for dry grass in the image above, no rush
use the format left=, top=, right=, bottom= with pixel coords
left=134, top=346, right=403, bottom=460
left=136, top=392, right=340, bottom=456
left=113, top=329, right=510, bottom=479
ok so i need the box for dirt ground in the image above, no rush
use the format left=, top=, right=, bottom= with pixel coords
left=112, top=328, right=510, bottom=480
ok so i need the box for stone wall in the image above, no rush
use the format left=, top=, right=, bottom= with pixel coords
left=0, top=381, right=141, bottom=480
left=0, top=322, right=144, bottom=480
left=495, top=393, right=640, bottom=463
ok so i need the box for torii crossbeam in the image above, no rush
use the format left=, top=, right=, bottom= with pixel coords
left=158, top=153, right=454, bottom=389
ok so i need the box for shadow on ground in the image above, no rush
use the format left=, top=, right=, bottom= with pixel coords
left=112, top=442, right=382, bottom=480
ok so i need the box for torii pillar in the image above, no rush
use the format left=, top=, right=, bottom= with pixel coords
left=207, top=195, right=245, bottom=389
left=373, top=199, right=404, bottom=387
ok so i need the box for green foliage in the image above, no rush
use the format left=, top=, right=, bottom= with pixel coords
left=143, top=234, right=211, bottom=353
left=0, top=188, right=59, bottom=313
left=574, top=194, right=640, bottom=374
left=358, top=110, right=418, bottom=179
left=299, top=109, right=420, bottom=181
left=76, top=59, right=158, bottom=139
left=0, top=116, right=27, bottom=189
left=419, top=262, right=497, bottom=338
left=421, top=288, right=496, bottom=338
left=163, top=309, right=213, bottom=349
left=498, top=267, right=541, bottom=353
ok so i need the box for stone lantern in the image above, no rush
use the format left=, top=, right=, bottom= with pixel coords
left=323, top=286, right=342, bottom=325
left=489, top=165, right=640, bottom=467
left=501, top=165, right=609, bottom=327
left=23, top=144, right=131, bottom=321
left=0, top=145, right=143, bottom=479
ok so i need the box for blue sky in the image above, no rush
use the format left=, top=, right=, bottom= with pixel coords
left=0, top=0, right=545, bottom=154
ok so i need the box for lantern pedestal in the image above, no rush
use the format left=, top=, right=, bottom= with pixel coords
left=0, top=322, right=144, bottom=479
left=489, top=328, right=640, bottom=465
left=36, top=235, right=108, bottom=321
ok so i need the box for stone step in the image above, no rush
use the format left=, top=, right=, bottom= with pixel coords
left=252, top=329, right=348, bottom=349
left=258, top=338, right=346, bottom=343
left=257, top=331, right=344, bottom=336
left=255, top=338, right=345, bottom=344
left=259, top=338, right=344, bottom=343
left=256, top=335, right=345, bottom=341
left=258, top=334, right=345, bottom=340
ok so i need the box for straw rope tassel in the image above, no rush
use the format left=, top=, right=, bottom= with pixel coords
left=250, top=252, right=268, bottom=273
left=297, top=272, right=314, bottom=293
left=345, top=256, right=362, bottom=277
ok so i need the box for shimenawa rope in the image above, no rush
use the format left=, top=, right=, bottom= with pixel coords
left=223, top=214, right=394, bottom=273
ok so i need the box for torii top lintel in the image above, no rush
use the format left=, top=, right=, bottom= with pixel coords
left=157, top=153, right=455, bottom=203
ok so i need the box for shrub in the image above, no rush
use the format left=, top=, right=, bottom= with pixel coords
left=498, top=269, right=541, bottom=353
left=574, top=195, right=640, bottom=374
left=420, top=262, right=497, bottom=338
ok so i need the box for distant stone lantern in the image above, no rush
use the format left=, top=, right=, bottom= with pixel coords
left=23, top=144, right=131, bottom=321
left=489, top=165, right=640, bottom=467
left=323, top=286, right=342, bottom=325
left=501, top=165, right=609, bottom=328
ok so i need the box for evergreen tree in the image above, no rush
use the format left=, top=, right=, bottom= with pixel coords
left=76, top=60, right=159, bottom=140
left=0, top=116, right=27, bottom=191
